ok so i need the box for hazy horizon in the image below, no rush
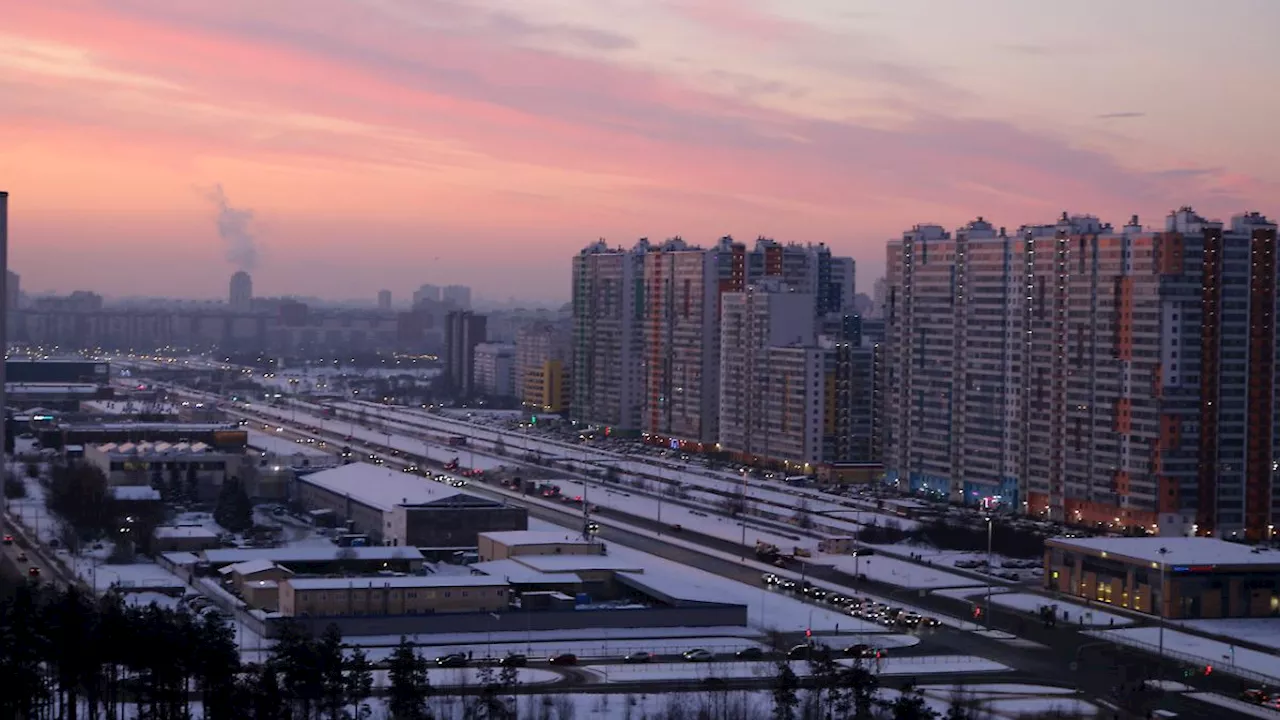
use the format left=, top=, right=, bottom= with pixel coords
left=3, top=0, right=1277, bottom=301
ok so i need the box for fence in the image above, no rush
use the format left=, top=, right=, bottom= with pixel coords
left=268, top=603, right=749, bottom=639
left=1083, top=631, right=1280, bottom=685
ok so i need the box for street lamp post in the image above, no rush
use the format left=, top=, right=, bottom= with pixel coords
left=739, top=472, right=748, bottom=560
left=1157, top=546, right=1169, bottom=678
left=985, top=516, right=994, bottom=630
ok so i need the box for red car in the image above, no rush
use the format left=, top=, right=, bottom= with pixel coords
left=2, top=534, right=13, bottom=545
left=548, top=653, right=577, bottom=666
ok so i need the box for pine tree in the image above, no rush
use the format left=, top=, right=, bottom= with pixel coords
left=387, top=637, right=432, bottom=720
left=885, top=683, right=939, bottom=720
left=214, top=477, right=254, bottom=533
left=345, top=647, right=375, bottom=719
left=771, top=660, right=799, bottom=720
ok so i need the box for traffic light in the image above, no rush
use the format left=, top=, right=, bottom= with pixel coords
left=972, top=606, right=982, bottom=619
left=531, top=415, right=538, bottom=424
left=805, top=628, right=812, bottom=639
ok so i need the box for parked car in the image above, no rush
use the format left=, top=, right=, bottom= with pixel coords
left=623, top=651, right=654, bottom=664
left=2, top=534, right=13, bottom=545
left=548, top=653, right=578, bottom=666
left=682, top=649, right=715, bottom=662
left=436, top=653, right=468, bottom=668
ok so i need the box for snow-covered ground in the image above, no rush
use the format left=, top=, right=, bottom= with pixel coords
left=583, top=655, right=1011, bottom=683
left=932, top=586, right=1013, bottom=600
left=360, top=636, right=765, bottom=664
left=1179, top=618, right=1280, bottom=653
left=823, top=552, right=983, bottom=590
left=1186, top=692, right=1280, bottom=719
left=1089, top=626, right=1280, bottom=682
left=989, top=593, right=1134, bottom=627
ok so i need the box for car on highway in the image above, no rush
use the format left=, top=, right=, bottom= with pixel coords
left=623, top=651, right=654, bottom=664
left=761, top=573, right=779, bottom=586
left=2, top=534, right=12, bottom=545
left=436, top=653, right=468, bottom=667
left=500, top=653, right=527, bottom=667
left=16, top=552, right=27, bottom=562
left=27, top=567, right=40, bottom=578
left=779, top=578, right=797, bottom=591
left=734, top=647, right=764, bottom=660
left=786, top=644, right=830, bottom=661
left=842, top=644, right=875, bottom=659
left=920, top=616, right=942, bottom=628
left=548, top=653, right=577, bottom=666
left=681, top=649, right=714, bottom=662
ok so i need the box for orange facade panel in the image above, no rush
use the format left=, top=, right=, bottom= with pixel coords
left=1065, top=498, right=1157, bottom=529
left=1154, top=233, right=1185, bottom=275
left=1115, top=276, right=1133, bottom=361
left=1158, top=475, right=1180, bottom=514
left=1159, top=414, right=1181, bottom=451
left=1113, top=398, right=1131, bottom=434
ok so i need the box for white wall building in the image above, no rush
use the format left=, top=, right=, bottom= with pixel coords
left=473, top=342, right=517, bottom=398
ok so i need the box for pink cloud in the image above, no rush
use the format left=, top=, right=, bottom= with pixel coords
left=0, top=0, right=1273, bottom=301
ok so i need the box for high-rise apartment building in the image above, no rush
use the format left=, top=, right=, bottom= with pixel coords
left=413, top=284, right=441, bottom=306
left=473, top=342, right=516, bottom=397
left=443, top=285, right=472, bottom=310
left=718, top=280, right=819, bottom=464
left=571, top=239, right=648, bottom=433
left=229, top=271, right=253, bottom=310
left=885, top=208, right=1280, bottom=540
left=640, top=237, right=740, bottom=447
left=515, top=322, right=571, bottom=414
left=444, top=310, right=487, bottom=397
left=377, top=289, right=392, bottom=310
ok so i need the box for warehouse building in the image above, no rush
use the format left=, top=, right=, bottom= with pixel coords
left=295, top=463, right=527, bottom=547
left=278, top=575, right=510, bottom=617
left=477, top=530, right=604, bottom=561
left=1045, top=536, right=1280, bottom=619
left=201, top=546, right=425, bottom=575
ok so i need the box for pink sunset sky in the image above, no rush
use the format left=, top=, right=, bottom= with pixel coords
left=2, top=0, right=1277, bottom=304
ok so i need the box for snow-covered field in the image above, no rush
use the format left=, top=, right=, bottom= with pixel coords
left=989, top=593, right=1134, bottom=627
left=583, top=655, right=1011, bottom=683
left=1179, top=618, right=1280, bottom=652
left=824, top=552, right=983, bottom=590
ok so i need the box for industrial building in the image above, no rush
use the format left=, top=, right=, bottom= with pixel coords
left=85, top=441, right=245, bottom=499
left=477, top=530, right=604, bottom=561
left=1045, top=536, right=1280, bottom=619
left=27, top=422, right=248, bottom=453
left=295, top=463, right=527, bottom=547
left=6, top=359, right=110, bottom=384
left=278, top=575, right=510, bottom=617
left=883, top=209, right=1280, bottom=539
left=201, top=546, right=426, bottom=575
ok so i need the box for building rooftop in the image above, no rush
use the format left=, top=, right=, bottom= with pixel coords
left=285, top=575, right=510, bottom=591
left=94, top=441, right=222, bottom=456
left=470, top=559, right=583, bottom=585
left=7, top=383, right=102, bottom=395
left=111, top=485, right=162, bottom=502
left=154, top=525, right=220, bottom=540
left=202, top=545, right=425, bottom=566
left=298, top=463, right=471, bottom=512
left=61, top=422, right=240, bottom=433
left=1047, top=536, right=1280, bottom=567
left=83, top=400, right=180, bottom=416
left=512, top=554, right=643, bottom=573
left=218, top=558, right=288, bottom=577
left=480, top=530, right=596, bottom=546
left=160, top=551, right=201, bottom=566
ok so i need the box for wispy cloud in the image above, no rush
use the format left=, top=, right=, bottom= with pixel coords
left=1097, top=111, right=1146, bottom=120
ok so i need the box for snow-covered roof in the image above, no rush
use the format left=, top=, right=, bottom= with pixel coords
left=285, top=575, right=509, bottom=591
left=203, top=545, right=425, bottom=566
left=218, top=558, right=288, bottom=577
left=154, top=525, right=219, bottom=540
left=1047, top=536, right=1280, bottom=567
left=480, top=530, right=595, bottom=547
left=469, top=559, right=583, bottom=585
left=111, top=485, right=162, bottom=501
left=298, top=463, right=470, bottom=512
left=160, top=552, right=201, bottom=566
left=511, top=554, right=642, bottom=573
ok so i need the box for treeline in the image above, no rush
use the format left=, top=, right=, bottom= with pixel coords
left=0, top=583, right=1097, bottom=720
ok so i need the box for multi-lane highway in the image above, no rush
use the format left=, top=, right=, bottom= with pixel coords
left=194, top=394, right=1257, bottom=719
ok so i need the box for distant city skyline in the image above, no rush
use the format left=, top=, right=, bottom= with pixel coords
left=2, top=0, right=1277, bottom=299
